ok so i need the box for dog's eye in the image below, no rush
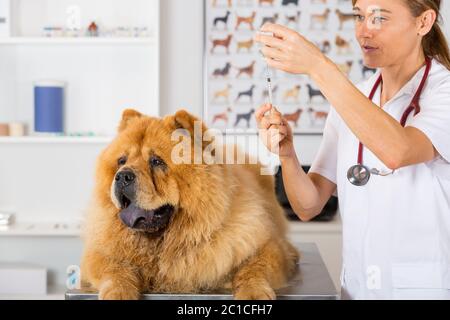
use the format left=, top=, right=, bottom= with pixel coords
left=118, top=156, right=127, bottom=166
left=149, top=156, right=165, bottom=168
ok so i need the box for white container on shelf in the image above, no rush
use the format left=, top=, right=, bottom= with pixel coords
left=0, top=263, right=47, bottom=295
left=8, top=122, right=27, bottom=136
left=0, top=0, right=10, bottom=38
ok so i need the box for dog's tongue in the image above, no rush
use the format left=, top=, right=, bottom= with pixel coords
left=119, top=203, right=154, bottom=229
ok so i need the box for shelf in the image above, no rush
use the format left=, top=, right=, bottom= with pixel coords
left=0, top=285, right=66, bottom=300
left=0, top=221, right=82, bottom=237
left=0, top=136, right=113, bottom=144
left=0, top=37, right=156, bottom=46
left=0, top=210, right=341, bottom=237
left=0, top=215, right=342, bottom=238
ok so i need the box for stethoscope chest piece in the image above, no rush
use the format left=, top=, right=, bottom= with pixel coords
left=347, top=165, right=371, bottom=186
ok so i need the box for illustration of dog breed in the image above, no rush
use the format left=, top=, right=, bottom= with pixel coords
left=235, top=85, right=256, bottom=103
left=236, top=61, right=256, bottom=78
left=308, top=107, right=328, bottom=126
left=237, top=38, right=254, bottom=53
left=211, top=34, right=233, bottom=54
left=285, top=11, right=301, bottom=26
left=335, top=35, right=352, bottom=55
left=360, top=60, right=377, bottom=78
left=283, top=85, right=301, bottom=103
left=316, top=40, right=331, bottom=54
left=307, top=84, right=326, bottom=103
left=335, top=9, right=354, bottom=30
left=213, top=84, right=232, bottom=103
left=213, top=107, right=233, bottom=125
left=234, top=109, right=255, bottom=128
left=212, top=0, right=233, bottom=7
left=212, top=62, right=232, bottom=78
left=259, top=0, right=275, bottom=6
left=310, top=9, right=330, bottom=30
left=260, top=13, right=279, bottom=27
left=284, top=109, right=303, bottom=128
left=337, top=60, right=353, bottom=77
left=235, top=12, right=257, bottom=30
left=282, top=0, right=299, bottom=6
left=213, top=11, right=232, bottom=30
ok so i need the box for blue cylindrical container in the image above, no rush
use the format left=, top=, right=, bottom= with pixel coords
left=34, top=81, right=65, bottom=133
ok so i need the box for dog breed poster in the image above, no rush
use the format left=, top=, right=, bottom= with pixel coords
left=204, top=0, right=376, bottom=134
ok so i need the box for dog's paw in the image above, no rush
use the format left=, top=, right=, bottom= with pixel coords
left=233, top=284, right=276, bottom=300
left=98, top=280, right=140, bottom=300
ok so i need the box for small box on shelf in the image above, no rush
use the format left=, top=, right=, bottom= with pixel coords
left=0, top=211, right=15, bottom=226
left=0, top=0, right=11, bottom=38
left=0, top=262, right=47, bottom=295
left=0, top=122, right=27, bottom=137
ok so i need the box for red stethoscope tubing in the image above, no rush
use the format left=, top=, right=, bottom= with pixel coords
left=357, top=57, right=433, bottom=166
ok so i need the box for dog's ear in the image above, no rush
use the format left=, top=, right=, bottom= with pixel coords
left=164, top=109, right=214, bottom=151
left=118, top=109, right=143, bottom=132
left=173, top=109, right=208, bottom=138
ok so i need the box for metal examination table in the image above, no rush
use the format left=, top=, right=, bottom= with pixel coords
left=65, top=243, right=338, bottom=300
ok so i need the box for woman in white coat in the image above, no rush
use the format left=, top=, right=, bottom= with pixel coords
left=255, top=0, right=450, bottom=299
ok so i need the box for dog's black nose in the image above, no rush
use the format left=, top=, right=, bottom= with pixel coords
left=115, top=170, right=136, bottom=187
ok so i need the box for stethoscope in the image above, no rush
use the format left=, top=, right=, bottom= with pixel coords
left=347, top=57, right=432, bottom=187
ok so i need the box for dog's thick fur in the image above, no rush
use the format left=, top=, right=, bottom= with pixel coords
left=81, top=109, right=299, bottom=300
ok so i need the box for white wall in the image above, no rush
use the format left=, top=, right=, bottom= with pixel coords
left=160, top=0, right=204, bottom=117
left=443, top=0, right=450, bottom=39
left=160, top=0, right=450, bottom=165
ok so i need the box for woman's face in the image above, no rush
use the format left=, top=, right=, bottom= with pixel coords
left=354, top=0, right=422, bottom=68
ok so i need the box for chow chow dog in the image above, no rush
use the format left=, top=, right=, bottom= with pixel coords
left=80, top=109, right=299, bottom=300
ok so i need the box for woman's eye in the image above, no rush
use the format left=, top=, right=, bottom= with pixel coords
left=371, top=16, right=387, bottom=25
left=150, top=156, right=165, bottom=168
left=118, top=156, right=127, bottom=166
left=353, top=14, right=364, bottom=22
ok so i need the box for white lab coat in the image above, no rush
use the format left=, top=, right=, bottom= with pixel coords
left=310, top=58, right=450, bottom=300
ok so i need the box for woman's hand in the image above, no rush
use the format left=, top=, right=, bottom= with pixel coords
left=255, top=104, right=295, bottom=159
left=254, top=23, right=327, bottom=76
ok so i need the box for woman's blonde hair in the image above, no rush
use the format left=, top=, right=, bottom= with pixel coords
left=352, top=0, right=450, bottom=70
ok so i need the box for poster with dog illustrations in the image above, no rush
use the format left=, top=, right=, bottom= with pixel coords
left=204, top=0, right=377, bottom=134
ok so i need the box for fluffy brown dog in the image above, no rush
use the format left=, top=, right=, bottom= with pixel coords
left=80, top=109, right=299, bottom=300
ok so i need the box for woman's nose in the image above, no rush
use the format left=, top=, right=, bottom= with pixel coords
left=356, top=19, right=374, bottom=39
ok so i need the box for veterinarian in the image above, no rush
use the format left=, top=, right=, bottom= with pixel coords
left=255, top=0, right=450, bottom=300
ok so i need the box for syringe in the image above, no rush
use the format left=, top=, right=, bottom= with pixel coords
left=264, top=63, right=274, bottom=106
left=258, top=31, right=277, bottom=115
